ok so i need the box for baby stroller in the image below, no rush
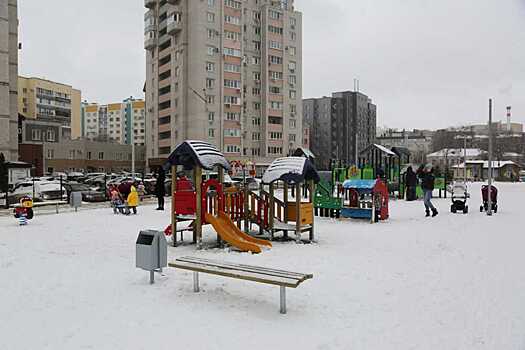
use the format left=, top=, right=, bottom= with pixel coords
left=450, top=181, right=469, bottom=214
left=480, top=185, right=498, bottom=213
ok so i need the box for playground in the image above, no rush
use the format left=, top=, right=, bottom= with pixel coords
left=1, top=180, right=525, bottom=349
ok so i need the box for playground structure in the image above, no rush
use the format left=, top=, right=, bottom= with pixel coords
left=163, top=141, right=321, bottom=251
left=261, top=157, right=320, bottom=242
left=13, top=196, right=34, bottom=225
left=341, top=179, right=389, bottom=223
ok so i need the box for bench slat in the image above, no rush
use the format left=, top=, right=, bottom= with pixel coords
left=177, top=256, right=312, bottom=281
left=169, top=261, right=308, bottom=288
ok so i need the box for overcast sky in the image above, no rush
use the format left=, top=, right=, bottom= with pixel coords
left=18, top=0, right=525, bottom=130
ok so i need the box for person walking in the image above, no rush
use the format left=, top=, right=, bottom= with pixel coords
left=418, top=164, right=438, bottom=217
left=405, top=166, right=418, bottom=201
left=155, top=167, right=166, bottom=210
left=126, top=185, right=139, bottom=215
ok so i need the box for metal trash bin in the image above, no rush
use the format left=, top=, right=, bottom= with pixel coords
left=136, top=230, right=167, bottom=284
left=70, top=192, right=82, bottom=211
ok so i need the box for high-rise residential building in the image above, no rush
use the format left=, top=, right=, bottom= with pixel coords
left=18, top=76, right=82, bottom=138
left=0, top=0, right=18, bottom=161
left=144, top=0, right=302, bottom=166
left=303, top=91, right=377, bottom=170
left=81, top=98, right=146, bottom=146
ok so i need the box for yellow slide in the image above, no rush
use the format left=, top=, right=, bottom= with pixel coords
left=205, top=212, right=272, bottom=254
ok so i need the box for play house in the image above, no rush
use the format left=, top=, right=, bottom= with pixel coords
left=261, top=157, right=320, bottom=242
left=165, top=140, right=271, bottom=253
left=341, top=179, right=389, bottom=223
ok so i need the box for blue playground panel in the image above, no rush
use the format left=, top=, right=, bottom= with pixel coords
left=342, top=179, right=377, bottom=192
left=341, top=207, right=373, bottom=219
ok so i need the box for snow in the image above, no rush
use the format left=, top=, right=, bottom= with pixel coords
left=427, top=148, right=487, bottom=158
left=262, top=157, right=318, bottom=184
left=453, top=160, right=518, bottom=169
left=1, top=183, right=525, bottom=349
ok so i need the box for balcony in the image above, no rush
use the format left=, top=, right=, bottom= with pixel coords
left=144, top=31, right=156, bottom=50
left=145, top=0, right=155, bottom=9
left=167, top=13, right=182, bottom=35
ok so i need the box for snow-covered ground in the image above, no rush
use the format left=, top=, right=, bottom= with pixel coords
left=1, top=182, right=524, bottom=349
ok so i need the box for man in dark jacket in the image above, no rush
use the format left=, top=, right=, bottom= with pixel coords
left=418, top=164, right=438, bottom=217
left=405, top=166, right=418, bottom=201
left=155, top=167, right=166, bottom=210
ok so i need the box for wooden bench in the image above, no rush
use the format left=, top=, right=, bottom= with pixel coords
left=169, top=256, right=313, bottom=314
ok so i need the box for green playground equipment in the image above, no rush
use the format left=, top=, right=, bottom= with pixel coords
left=314, top=179, right=343, bottom=217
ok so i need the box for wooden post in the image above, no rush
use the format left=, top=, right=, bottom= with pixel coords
left=218, top=167, right=224, bottom=245
left=295, top=182, right=301, bottom=242
left=309, top=180, right=315, bottom=242
left=269, top=183, right=275, bottom=240
left=283, top=182, right=289, bottom=239
left=195, top=166, right=203, bottom=249
left=171, top=165, right=177, bottom=247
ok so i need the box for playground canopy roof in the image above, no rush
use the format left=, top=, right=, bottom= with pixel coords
left=343, top=179, right=378, bottom=192
left=360, top=144, right=397, bottom=157
left=165, top=140, right=231, bottom=171
left=292, top=147, right=316, bottom=160
left=262, top=157, right=320, bottom=184
left=391, top=147, right=411, bottom=158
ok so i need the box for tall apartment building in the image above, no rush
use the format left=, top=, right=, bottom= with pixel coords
left=144, top=0, right=302, bottom=166
left=303, top=91, right=377, bottom=170
left=18, top=76, right=82, bottom=138
left=82, top=98, right=146, bottom=146
left=0, top=0, right=18, bottom=161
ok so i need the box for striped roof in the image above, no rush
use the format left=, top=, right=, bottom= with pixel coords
left=262, top=157, right=320, bottom=184
left=165, top=140, right=231, bottom=171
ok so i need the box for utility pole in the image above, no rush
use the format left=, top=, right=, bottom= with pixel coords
left=487, top=99, right=493, bottom=216
left=131, top=103, right=136, bottom=181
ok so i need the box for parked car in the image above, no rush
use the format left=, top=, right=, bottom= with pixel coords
left=63, top=182, right=106, bottom=202
left=7, top=181, right=66, bottom=204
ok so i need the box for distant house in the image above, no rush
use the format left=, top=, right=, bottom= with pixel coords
left=452, top=161, right=521, bottom=182
left=426, top=148, right=487, bottom=169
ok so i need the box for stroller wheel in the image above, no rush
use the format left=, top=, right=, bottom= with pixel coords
left=480, top=205, right=483, bottom=212
left=463, top=206, right=468, bottom=214
left=451, top=205, right=456, bottom=213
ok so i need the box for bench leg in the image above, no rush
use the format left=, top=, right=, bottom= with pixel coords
left=280, top=286, right=286, bottom=314
left=193, top=272, right=199, bottom=292
left=149, top=270, right=155, bottom=284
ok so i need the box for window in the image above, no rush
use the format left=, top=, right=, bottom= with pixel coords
left=253, top=102, right=261, bottom=110
left=208, top=112, right=215, bottom=122
left=290, top=17, right=297, bottom=26
left=206, top=95, right=215, bottom=104
left=98, top=152, right=104, bottom=160
left=268, top=25, right=283, bottom=35
left=251, top=148, right=261, bottom=156
left=207, top=12, right=215, bottom=22
left=268, top=147, right=283, bottom=155
left=224, top=15, right=240, bottom=25
left=253, top=26, right=261, bottom=35
left=226, top=145, right=241, bottom=153
left=252, top=56, right=260, bottom=65
left=269, top=116, right=282, bottom=124
left=224, top=63, right=241, bottom=73
left=269, top=40, right=283, bottom=50
left=47, top=149, right=54, bottom=159
left=224, top=79, right=241, bottom=89
left=225, top=112, right=240, bottom=121
left=46, top=130, right=55, bottom=142
left=69, top=150, right=75, bottom=160
left=289, top=119, right=296, bottom=128
left=252, top=41, right=261, bottom=51
left=206, top=78, right=215, bottom=89
left=269, top=132, right=283, bottom=140
left=288, top=75, right=297, bottom=85
left=269, top=71, right=283, bottom=80
left=289, top=61, right=297, bottom=71
left=207, top=46, right=217, bottom=56
left=290, top=32, right=296, bottom=41
left=270, top=101, right=282, bottom=110
left=289, top=134, right=296, bottom=142
left=252, top=87, right=261, bottom=95
left=252, top=11, right=261, bottom=21
left=206, top=62, right=215, bottom=72
left=289, top=90, right=297, bottom=99
left=224, top=96, right=240, bottom=105
left=269, top=55, right=283, bottom=65
left=225, top=0, right=241, bottom=9
left=87, top=151, right=92, bottom=160
left=253, top=72, right=261, bottom=81
left=223, top=47, right=241, bottom=57
left=32, top=129, right=41, bottom=141
left=224, top=129, right=241, bottom=137
left=208, top=0, right=215, bottom=6
left=207, top=28, right=216, bottom=39
left=208, top=129, right=215, bottom=137
left=252, top=117, right=261, bottom=126
left=289, top=46, right=296, bottom=56
left=224, top=31, right=241, bottom=41
left=270, top=86, right=281, bottom=94
left=290, top=104, right=297, bottom=113
left=252, top=132, right=261, bottom=141
left=269, top=10, right=282, bottom=20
